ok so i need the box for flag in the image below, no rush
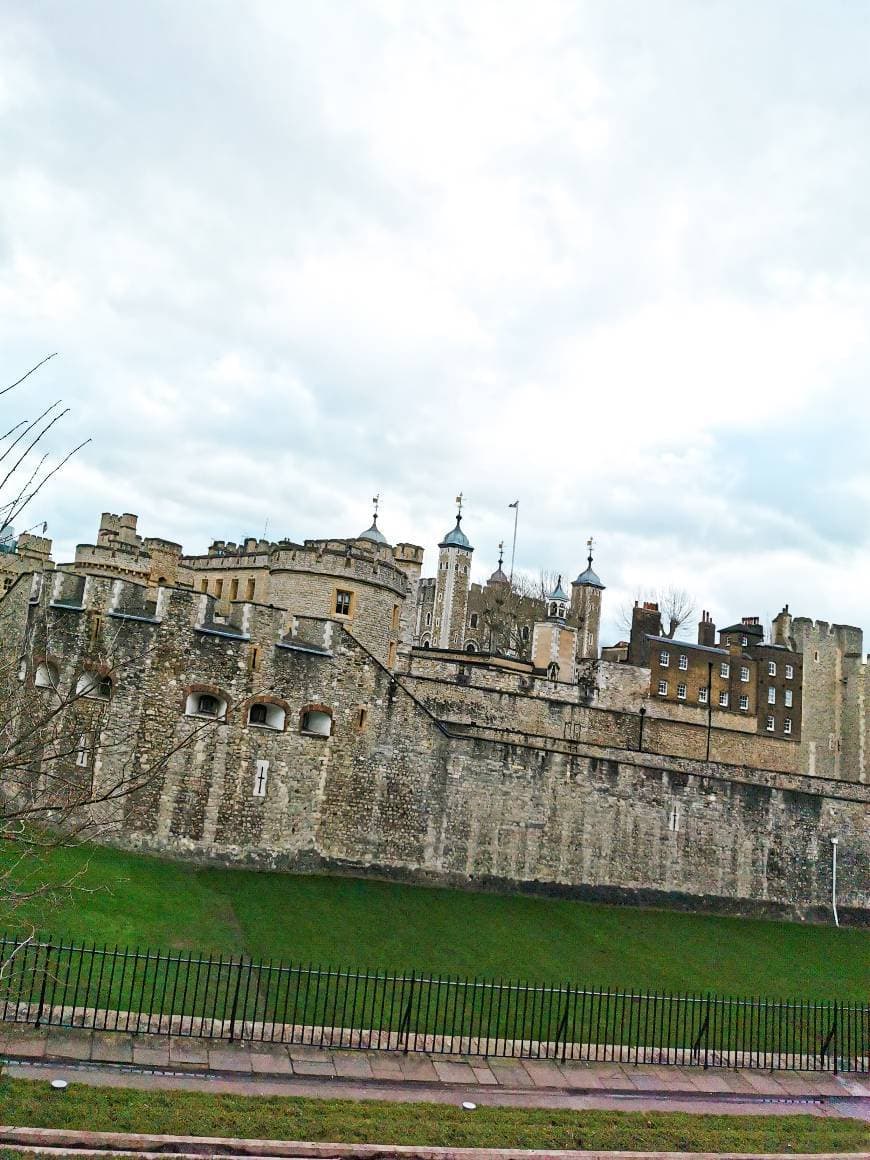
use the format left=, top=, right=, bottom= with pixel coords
left=509, top=500, right=519, bottom=508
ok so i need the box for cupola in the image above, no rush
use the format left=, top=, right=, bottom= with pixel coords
left=547, top=576, right=569, bottom=620
left=357, top=495, right=389, bottom=546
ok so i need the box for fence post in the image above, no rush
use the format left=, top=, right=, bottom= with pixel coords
left=398, top=971, right=415, bottom=1054
left=33, top=943, right=53, bottom=1029
left=228, top=957, right=244, bottom=1043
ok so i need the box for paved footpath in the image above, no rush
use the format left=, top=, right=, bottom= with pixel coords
left=2, top=1025, right=868, bottom=1123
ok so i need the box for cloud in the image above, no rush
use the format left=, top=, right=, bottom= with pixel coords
left=3, top=0, right=870, bottom=648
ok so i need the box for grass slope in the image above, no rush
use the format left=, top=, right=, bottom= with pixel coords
left=0, top=1079, right=866, bottom=1152
left=8, top=842, right=869, bottom=997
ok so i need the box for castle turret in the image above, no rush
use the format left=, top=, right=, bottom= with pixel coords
left=532, top=576, right=577, bottom=680
left=432, top=496, right=473, bottom=649
left=571, top=538, right=605, bottom=660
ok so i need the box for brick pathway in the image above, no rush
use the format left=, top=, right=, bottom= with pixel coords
left=2, top=1025, right=868, bottom=1122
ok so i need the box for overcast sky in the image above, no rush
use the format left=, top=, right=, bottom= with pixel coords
left=3, top=0, right=870, bottom=645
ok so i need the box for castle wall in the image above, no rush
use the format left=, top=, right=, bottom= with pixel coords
left=4, top=572, right=865, bottom=922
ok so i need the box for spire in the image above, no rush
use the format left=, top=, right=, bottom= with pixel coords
left=574, top=535, right=605, bottom=589
left=439, top=492, right=473, bottom=550
left=358, top=493, right=388, bottom=545
left=487, top=540, right=509, bottom=587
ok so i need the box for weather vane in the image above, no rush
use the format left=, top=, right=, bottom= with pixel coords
left=455, top=492, right=464, bottom=519
left=372, top=493, right=380, bottom=520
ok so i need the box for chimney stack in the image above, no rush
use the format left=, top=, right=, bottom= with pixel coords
left=698, top=609, right=716, bottom=648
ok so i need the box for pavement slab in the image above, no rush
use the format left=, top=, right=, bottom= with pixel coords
left=332, top=1052, right=374, bottom=1079
left=209, top=1048, right=254, bottom=1073
left=91, top=1032, right=134, bottom=1063
left=291, top=1058, right=337, bottom=1076
left=432, top=1060, right=478, bottom=1084
left=249, top=1047, right=294, bottom=1075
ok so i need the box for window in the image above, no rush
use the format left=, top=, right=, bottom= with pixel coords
left=718, top=691, right=729, bottom=707
left=356, top=707, right=368, bottom=730
left=76, top=672, right=112, bottom=701
left=784, top=717, right=792, bottom=735
left=668, top=803, right=680, bottom=832
left=766, top=715, right=775, bottom=731
left=522, top=626, right=530, bottom=641
left=197, top=694, right=220, bottom=717
left=677, top=683, right=687, bottom=700
left=768, top=660, right=776, bottom=676
left=547, top=661, right=560, bottom=683
left=200, top=578, right=208, bottom=593
left=425, top=612, right=431, bottom=626
left=301, top=708, right=332, bottom=737
left=35, top=662, right=59, bottom=690
left=246, top=577, right=256, bottom=600
left=247, top=702, right=286, bottom=730
left=739, top=694, right=749, bottom=711
left=253, top=759, right=269, bottom=798
left=678, top=654, right=688, bottom=671
left=230, top=578, right=239, bottom=600
left=784, top=689, right=793, bottom=708
left=741, top=635, right=748, bottom=647
left=698, top=687, right=708, bottom=704
left=659, top=651, right=670, bottom=667
left=214, top=579, right=223, bottom=598
left=392, top=605, right=400, bottom=631
left=814, top=650, right=820, bottom=662
left=335, top=590, right=352, bottom=616
left=768, top=687, right=776, bottom=705
left=720, top=662, right=730, bottom=678
left=657, top=680, right=668, bottom=696
left=785, top=664, right=794, bottom=679
left=470, top=612, right=478, bottom=629
left=75, top=734, right=90, bottom=768
left=740, top=666, right=750, bottom=682
left=387, top=641, right=397, bottom=667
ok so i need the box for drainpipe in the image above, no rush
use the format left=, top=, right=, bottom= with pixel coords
left=831, top=837, right=840, bottom=928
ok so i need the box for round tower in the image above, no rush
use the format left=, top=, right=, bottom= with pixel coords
left=433, top=495, right=473, bottom=650
left=571, top=538, right=605, bottom=659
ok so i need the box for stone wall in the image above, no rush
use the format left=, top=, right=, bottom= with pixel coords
left=3, top=571, right=867, bottom=923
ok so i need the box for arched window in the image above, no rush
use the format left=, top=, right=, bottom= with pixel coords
left=521, top=626, right=530, bottom=642
left=547, top=661, right=560, bottom=684
left=184, top=690, right=228, bottom=719
left=425, top=612, right=432, bottom=626
left=76, top=672, right=112, bottom=701
left=421, top=639, right=430, bottom=649
left=466, top=642, right=478, bottom=654
left=300, top=707, right=332, bottom=737
left=35, top=662, right=59, bottom=690
left=247, top=702, right=286, bottom=730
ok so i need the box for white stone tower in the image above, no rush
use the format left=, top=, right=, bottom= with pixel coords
left=571, top=538, right=605, bottom=660
left=432, top=495, right=473, bottom=650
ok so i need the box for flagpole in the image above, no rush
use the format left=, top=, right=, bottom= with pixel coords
left=508, top=500, right=519, bottom=584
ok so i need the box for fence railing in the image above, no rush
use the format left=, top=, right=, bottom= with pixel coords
left=0, top=935, right=866, bottom=1072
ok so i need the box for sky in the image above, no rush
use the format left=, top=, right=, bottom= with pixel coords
left=3, top=0, right=870, bottom=646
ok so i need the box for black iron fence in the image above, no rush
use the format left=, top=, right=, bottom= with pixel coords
left=0, top=935, right=866, bottom=1072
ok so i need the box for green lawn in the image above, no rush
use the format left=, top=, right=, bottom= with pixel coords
left=0, top=1079, right=866, bottom=1152
left=5, top=842, right=869, bottom=997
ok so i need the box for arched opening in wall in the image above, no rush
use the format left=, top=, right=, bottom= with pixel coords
left=185, top=691, right=228, bottom=719
left=76, top=672, right=112, bottom=701
left=300, top=707, right=332, bottom=737
left=247, top=702, right=286, bottom=730
left=35, top=661, right=59, bottom=690
left=465, top=642, right=478, bottom=654
left=547, top=661, right=559, bottom=684
left=421, top=637, right=431, bottom=649
left=156, top=576, right=167, bottom=586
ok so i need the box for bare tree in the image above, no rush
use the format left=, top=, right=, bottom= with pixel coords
left=0, top=361, right=204, bottom=967
left=617, top=587, right=697, bottom=641
left=659, top=587, right=696, bottom=639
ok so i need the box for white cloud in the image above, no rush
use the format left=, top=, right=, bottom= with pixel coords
left=3, top=0, right=870, bottom=646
